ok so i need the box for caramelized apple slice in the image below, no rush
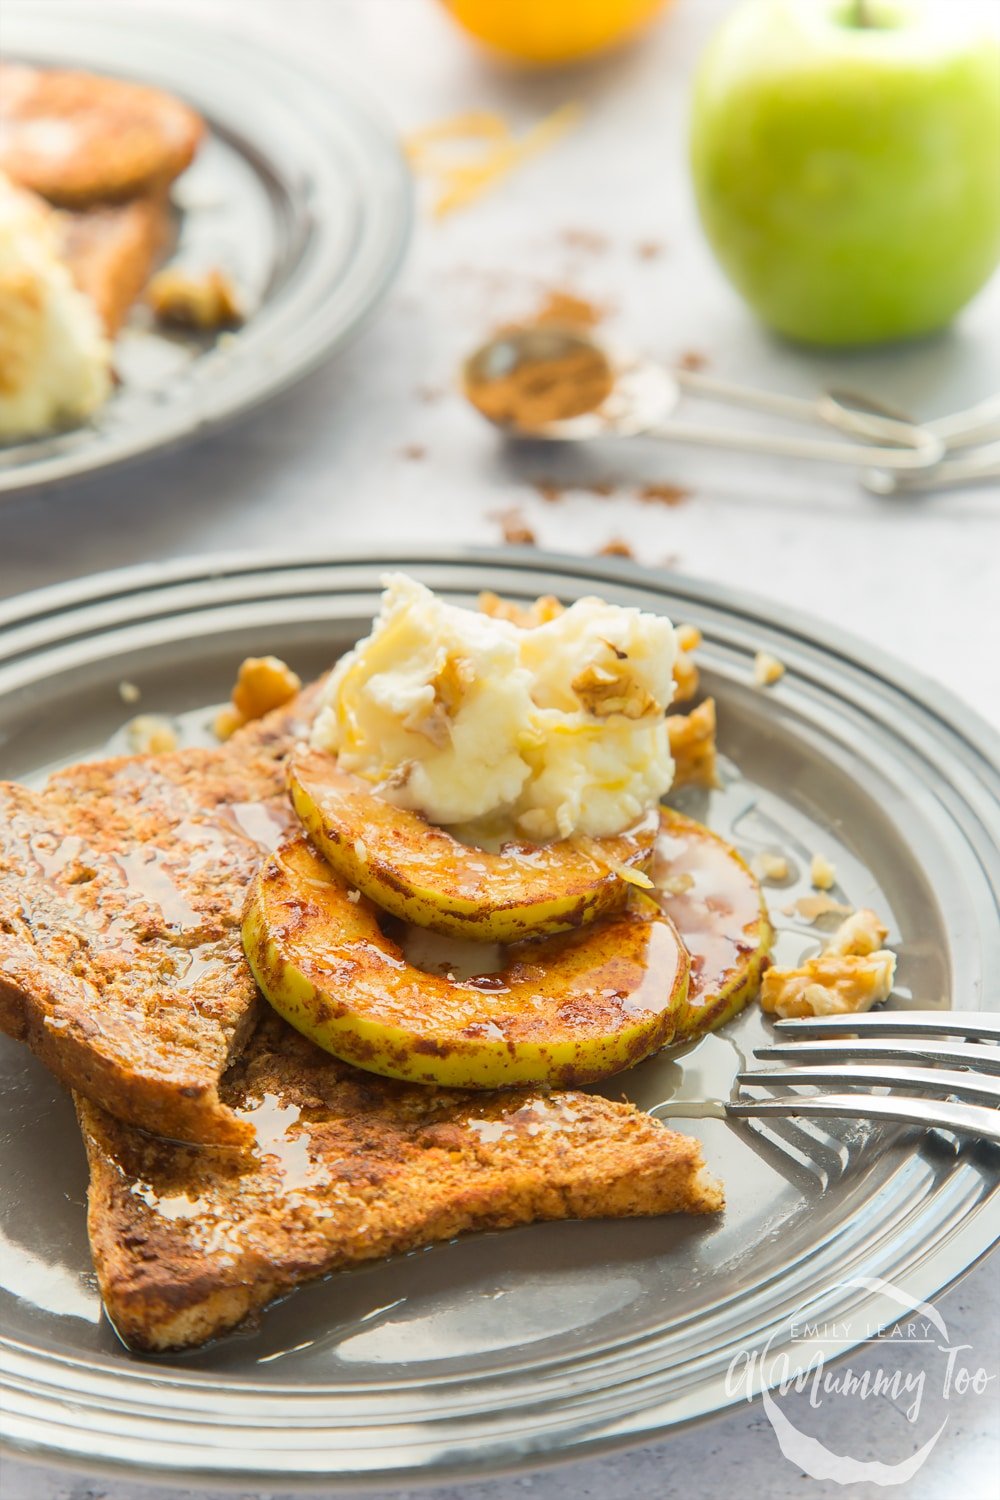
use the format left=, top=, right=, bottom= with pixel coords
left=653, top=809, right=772, bottom=1042
left=243, top=836, right=688, bottom=1089
left=288, top=748, right=657, bottom=944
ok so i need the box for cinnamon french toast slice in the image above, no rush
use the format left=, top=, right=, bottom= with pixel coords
left=0, top=688, right=317, bottom=1146
left=79, top=1011, right=723, bottom=1351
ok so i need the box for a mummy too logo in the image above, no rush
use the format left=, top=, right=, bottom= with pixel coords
left=726, top=1277, right=996, bottom=1486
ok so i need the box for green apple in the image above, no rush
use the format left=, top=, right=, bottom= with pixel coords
left=690, top=0, right=1000, bottom=346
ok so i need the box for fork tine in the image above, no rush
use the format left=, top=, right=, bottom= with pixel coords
left=728, top=1093, right=1000, bottom=1145
left=773, top=1010, right=1000, bottom=1042
left=754, top=1038, right=1000, bottom=1074
left=736, top=1065, right=1000, bottom=1105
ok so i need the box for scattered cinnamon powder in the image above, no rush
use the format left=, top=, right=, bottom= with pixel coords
left=533, top=477, right=618, bottom=501
left=636, top=239, right=665, bottom=261
left=598, top=538, right=634, bottom=558
left=638, top=482, right=690, bottom=507
left=559, top=228, right=609, bottom=256
left=534, top=480, right=564, bottom=503
left=531, top=288, right=607, bottom=328
left=678, top=350, right=709, bottom=372
left=399, top=443, right=427, bottom=461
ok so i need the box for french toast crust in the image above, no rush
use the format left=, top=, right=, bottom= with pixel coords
left=58, top=193, right=173, bottom=334
left=79, top=1014, right=723, bottom=1351
left=0, top=688, right=319, bottom=1145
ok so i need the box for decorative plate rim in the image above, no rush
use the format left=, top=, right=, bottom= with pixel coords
left=0, top=4, right=413, bottom=496
left=0, top=548, right=996, bottom=1490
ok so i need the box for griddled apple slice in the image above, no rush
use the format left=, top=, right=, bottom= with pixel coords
left=653, top=809, right=772, bottom=1042
left=242, top=836, right=689, bottom=1089
left=288, top=748, right=657, bottom=944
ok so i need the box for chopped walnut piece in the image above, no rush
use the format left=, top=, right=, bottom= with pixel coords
left=148, top=267, right=244, bottom=330
left=214, top=655, right=301, bottom=741
left=810, top=853, right=837, bottom=890
left=761, top=908, right=896, bottom=1019
left=125, top=715, right=178, bottom=755
left=404, top=654, right=474, bottom=746
left=478, top=591, right=565, bottom=628
left=753, top=651, right=786, bottom=687
left=571, top=650, right=660, bottom=720
left=825, top=907, right=889, bottom=956
left=673, top=624, right=701, bottom=704
left=751, top=851, right=790, bottom=883
left=668, top=697, right=719, bottom=789
left=377, top=759, right=416, bottom=792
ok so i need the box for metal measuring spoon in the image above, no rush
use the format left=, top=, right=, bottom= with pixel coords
left=861, top=391, right=1000, bottom=493
left=463, top=327, right=944, bottom=471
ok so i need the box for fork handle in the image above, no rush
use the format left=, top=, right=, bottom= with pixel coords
left=729, top=1093, right=1000, bottom=1146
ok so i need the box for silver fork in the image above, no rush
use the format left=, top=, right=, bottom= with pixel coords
left=729, top=1011, right=1000, bottom=1146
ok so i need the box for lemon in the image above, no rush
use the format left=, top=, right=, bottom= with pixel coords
left=442, top=0, right=672, bottom=66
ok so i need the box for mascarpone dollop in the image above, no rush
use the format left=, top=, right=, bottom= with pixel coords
left=0, top=173, right=111, bottom=441
left=311, top=573, right=677, bottom=840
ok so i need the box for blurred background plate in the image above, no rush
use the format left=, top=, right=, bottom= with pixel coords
left=0, top=549, right=997, bottom=1490
left=0, top=3, right=413, bottom=496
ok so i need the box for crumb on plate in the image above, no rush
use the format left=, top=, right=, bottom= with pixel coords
left=753, top=650, right=785, bottom=688
left=810, top=852, right=836, bottom=890
left=784, top=893, right=854, bottom=924
left=125, top=714, right=177, bottom=755
left=148, top=266, right=243, bottom=331
left=751, top=851, right=790, bottom=883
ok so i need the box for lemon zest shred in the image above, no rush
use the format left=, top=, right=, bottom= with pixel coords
left=432, top=102, right=583, bottom=219
left=405, top=111, right=512, bottom=162
left=572, top=835, right=654, bottom=890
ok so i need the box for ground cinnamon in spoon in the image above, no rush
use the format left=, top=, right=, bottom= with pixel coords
left=465, top=286, right=614, bottom=429
left=465, top=334, right=613, bottom=428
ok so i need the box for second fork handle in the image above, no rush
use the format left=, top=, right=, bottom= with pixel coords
left=647, top=418, right=944, bottom=470
left=676, top=368, right=936, bottom=451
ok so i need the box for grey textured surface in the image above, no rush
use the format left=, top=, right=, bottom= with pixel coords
left=1, top=1, right=998, bottom=1497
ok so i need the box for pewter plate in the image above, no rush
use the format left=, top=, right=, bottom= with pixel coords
left=0, top=5, right=412, bottom=496
left=0, top=550, right=997, bottom=1490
